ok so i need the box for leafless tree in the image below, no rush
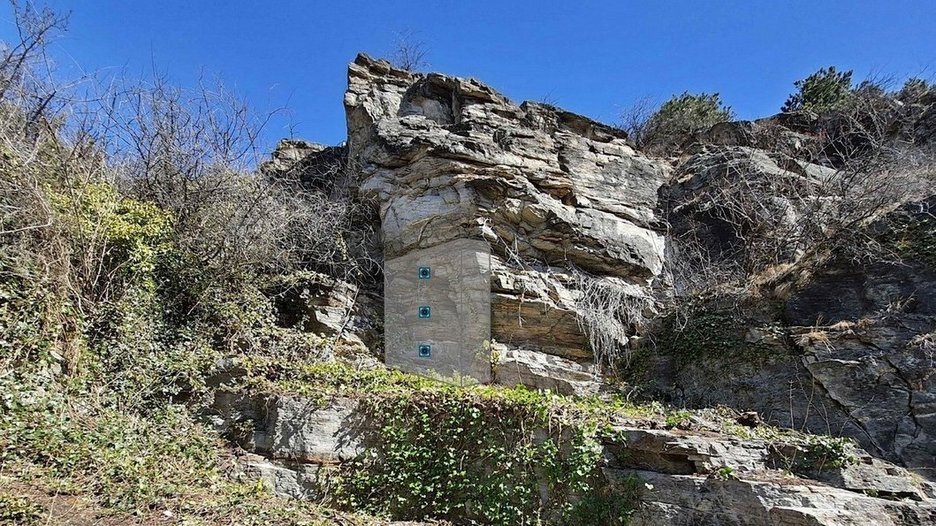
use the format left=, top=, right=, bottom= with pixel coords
left=92, top=70, right=381, bottom=289
left=1, top=0, right=380, bottom=344
left=391, top=30, right=428, bottom=72
left=0, top=1, right=70, bottom=237
left=0, top=1, right=69, bottom=132
left=93, top=71, right=278, bottom=278
left=618, top=96, right=656, bottom=146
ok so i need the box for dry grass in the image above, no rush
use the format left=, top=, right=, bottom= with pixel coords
left=795, top=329, right=834, bottom=351
left=828, top=320, right=855, bottom=331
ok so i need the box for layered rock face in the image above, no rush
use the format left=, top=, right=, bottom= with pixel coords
left=266, top=57, right=936, bottom=475
left=213, top=391, right=936, bottom=525
left=643, top=146, right=936, bottom=480
left=252, top=56, right=936, bottom=523
left=343, top=54, right=668, bottom=386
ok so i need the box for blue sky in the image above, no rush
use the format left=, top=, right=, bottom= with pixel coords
left=2, top=1, right=934, bottom=151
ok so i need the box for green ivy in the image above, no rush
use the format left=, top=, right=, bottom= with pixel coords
left=49, top=182, right=173, bottom=288
left=333, top=386, right=640, bottom=525
left=0, top=493, right=45, bottom=524
left=0, top=256, right=63, bottom=369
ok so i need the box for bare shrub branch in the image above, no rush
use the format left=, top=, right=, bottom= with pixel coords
left=618, top=96, right=656, bottom=146
left=391, top=30, right=428, bottom=72
left=665, top=114, right=934, bottom=306
left=574, top=270, right=655, bottom=368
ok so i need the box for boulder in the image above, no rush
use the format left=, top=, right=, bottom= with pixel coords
left=492, top=345, right=599, bottom=396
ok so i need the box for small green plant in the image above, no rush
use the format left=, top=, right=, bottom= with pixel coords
left=664, top=409, right=692, bottom=429
left=639, top=92, right=734, bottom=154
left=796, top=436, right=859, bottom=472
left=0, top=494, right=45, bottom=524
left=713, top=466, right=735, bottom=480
left=782, top=66, right=854, bottom=112
left=563, top=472, right=641, bottom=525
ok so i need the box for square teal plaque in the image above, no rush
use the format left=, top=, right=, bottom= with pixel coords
left=417, top=344, right=431, bottom=358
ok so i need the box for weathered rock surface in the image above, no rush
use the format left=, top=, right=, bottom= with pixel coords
left=638, top=317, right=936, bottom=479
left=492, top=344, right=598, bottom=396
left=262, top=139, right=346, bottom=189
left=643, top=138, right=936, bottom=479
left=662, top=144, right=839, bottom=283
left=489, top=258, right=586, bottom=360
left=213, top=392, right=936, bottom=525
left=617, top=469, right=936, bottom=526
left=265, top=272, right=381, bottom=356
left=343, top=53, right=669, bottom=368
left=269, top=56, right=936, bottom=495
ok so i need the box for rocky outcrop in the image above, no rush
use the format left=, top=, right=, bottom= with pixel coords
left=620, top=469, right=936, bottom=526
left=492, top=345, right=598, bottom=396
left=267, top=56, right=936, bottom=487
left=638, top=197, right=936, bottom=480
left=343, top=54, right=668, bottom=373
left=212, top=392, right=936, bottom=525
left=264, top=272, right=381, bottom=357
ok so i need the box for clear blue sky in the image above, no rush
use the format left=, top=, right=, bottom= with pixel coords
left=2, top=1, right=935, bottom=152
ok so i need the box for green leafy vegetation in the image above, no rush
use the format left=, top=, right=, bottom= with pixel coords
left=897, top=77, right=931, bottom=104
left=634, top=92, right=734, bottom=154
left=713, top=466, right=735, bottom=480
left=0, top=363, right=392, bottom=525
left=796, top=436, right=859, bottom=472
left=0, top=493, right=45, bottom=525
left=782, top=66, right=854, bottom=112
left=0, top=4, right=378, bottom=523
left=334, top=385, right=639, bottom=525
left=664, top=409, right=692, bottom=429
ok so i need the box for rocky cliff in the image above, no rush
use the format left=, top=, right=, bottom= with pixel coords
left=257, top=54, right=936, bottom=524
left=341, top=54, right=670, bottom=391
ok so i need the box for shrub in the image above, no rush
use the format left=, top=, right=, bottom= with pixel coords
left=574, top=271, right=655, bottom=368
left=618, top=96, right=656, bottom=146
left=638, top=92, right=734, bottom=154
left=794, top=436, right=859, bottom=472
left=896, top=77, right=931, bottom=104
left=49, top=182, right=173, bottom=295
left=782, top=66, right=854, bottom=113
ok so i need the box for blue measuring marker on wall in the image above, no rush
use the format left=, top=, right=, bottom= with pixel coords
left=417, top=265, right=431, bottom=356
left=417, top=343, right=431, bottom=358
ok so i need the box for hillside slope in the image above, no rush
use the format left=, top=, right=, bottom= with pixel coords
left=3, top=42, right=936, bottom=526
